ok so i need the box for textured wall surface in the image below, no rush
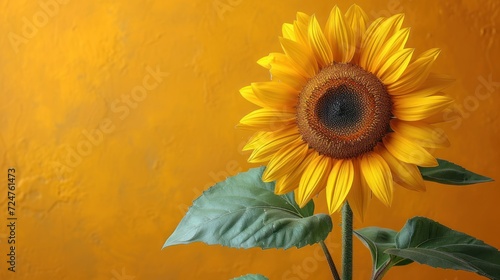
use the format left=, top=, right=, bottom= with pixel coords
left=0, top=0, right=499, bottom=279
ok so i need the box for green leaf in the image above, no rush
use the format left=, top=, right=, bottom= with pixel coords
left=418, top=158, right=493, bottom=185
left=389, top=217, right=500, bottom=279
left=163, top=167, right=332, bottom=250
left=232, top=274, right=269, bottom=280
left=354, top=227, right=397, bottom=269
left=354, top=227, right=412, bottom=279
left=356, top=217, right=500, bottom=279
left=354, top=227, right=401, bottom=271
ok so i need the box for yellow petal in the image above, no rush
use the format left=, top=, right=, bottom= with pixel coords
left=268, top=52, right=291, bottom=64
left=275, top=176, right=296, bottom=196
left=360, top=152, right=393, bottom=206
left=240, top=85, right=266, bottom=107
left=239, top=108, right=296, bottom=131
left=258, top=52, right=306, bottom=85
left=279, top=37, right=318, bottom=78
left=264, top=52, right=307, bottom=88
left=371, top=28, right=411, bottom=72
left=247, top=127, right=300, bottom=163
left=347, top=159, right=371, bottom=220
left=325, top=6, right=355, bottom=63
left=257, top=54, right=274, bottom=70
left=393, top=95, right=454, bottom=121
left=296, top=154, right=332, bottom=207
left=382, top=132, right=438, bottom=167
left=282, top=23, right=296, bottom=41
left=296, top=12, right=311, bottom=25
left=269, top=62, right=308, bottom=90
left=360, top=14, right=405, bottom=72
left=375, top=144, right=425, bottom=191
left=308, top=15, right=333, bottom=67
left=377, top=48, right=414, bottom=84
left=326, top=159, right=354, bottom=214
left=344, top=4, right=369, bottom=63
left=419, top=107, right=459, bottom=124
left=263, top=139, right=309, bottom=182
left=392, top=72, right=455, bottom=97
left=275, top=150, right=315, bottom=195
left=388, top=48, right=441, bottom=94
left=390, top=119, right=450, bottom=148
left=251, top=82, right=299, bottom=109
left=293, top=14, right=311, bottom=46
left=358, top=17, right=384, bottom=68
left=380, top=13, right=405, bottom=39
left=243, top=131, right=269, bottom=151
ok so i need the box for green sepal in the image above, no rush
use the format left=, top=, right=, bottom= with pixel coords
left=163, top=167, right=332, bottom=250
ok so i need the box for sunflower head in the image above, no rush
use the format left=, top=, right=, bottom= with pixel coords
left=239, top=5, right=453, bottom=218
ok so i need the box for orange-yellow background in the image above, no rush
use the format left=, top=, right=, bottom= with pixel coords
left=0, top=0, right=499, bottom=279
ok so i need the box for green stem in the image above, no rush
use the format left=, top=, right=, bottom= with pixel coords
left=319, top=240, right=341, bottom=280
left=342, top=202, right=353, bottom=280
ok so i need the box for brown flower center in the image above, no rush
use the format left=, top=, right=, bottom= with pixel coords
left=296, top=63, right=392, bottom=159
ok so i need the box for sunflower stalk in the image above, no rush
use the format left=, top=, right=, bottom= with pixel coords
left=342, top=202, right=353, bottom=280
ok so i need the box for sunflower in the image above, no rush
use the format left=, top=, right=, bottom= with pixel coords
left=239, top=5, right=454, bottom=218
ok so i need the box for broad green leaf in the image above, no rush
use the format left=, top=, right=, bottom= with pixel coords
left=388, top=217, right=500, bottom=279
left=355, top=227, right=412, bottom=279
left=357, top=217, right=500, bottom=279
left=418, top=158, right=493, bottom=185
left=163, top=167, right=332, bottom=250
left=232, top=274, right=269, bottom=280
left=354, top=227, right=400, bottom=270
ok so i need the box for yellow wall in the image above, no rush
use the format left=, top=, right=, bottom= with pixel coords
left=1, top=0, right=499, bottom=279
